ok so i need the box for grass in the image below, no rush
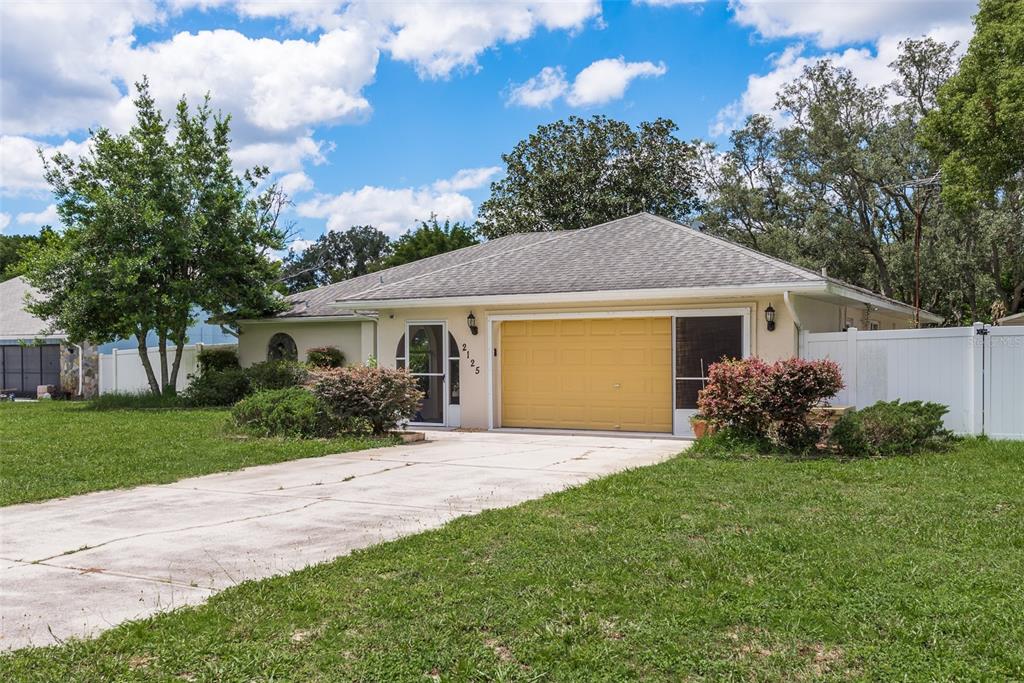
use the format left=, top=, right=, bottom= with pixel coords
left=2, top=439, right=1022, bottom=681
left=0, top=401, right=397, bottom=506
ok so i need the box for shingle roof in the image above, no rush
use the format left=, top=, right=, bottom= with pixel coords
left=275, top=232, right=558, bottom=317
left=272, top=213, right=931, bottom=318
left=0, top=276, right=63, bottom=338
left=326, top=213, right=824, bottom=305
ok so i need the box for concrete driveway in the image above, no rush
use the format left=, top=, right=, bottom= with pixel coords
left=0, top=430, right=681, bottom=650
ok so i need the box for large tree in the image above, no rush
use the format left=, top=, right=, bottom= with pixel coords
left=281, top=225, right=391, bottom=293
left=476, top=115, right=700, bottom=238
left=26, top=79, right=285, bottom=394
left=696, top=38, right=1013, bottom=323
left=920, top=0, right=1024, bottom=316
left=0, top=231, right=50, bottom=281
left=382, top=215, right=478, bottom=269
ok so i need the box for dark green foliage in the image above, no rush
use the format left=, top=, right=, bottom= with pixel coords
left=0, top=232, right=46, bottom=281
left=688, top=427, right=772, bottom=457
left=181, top=367, right=250, bottom=407
left=305, top=346, right=345, bottom=368
left=23, top=78, right=286, bottom=395
left=196, top=347, right=240, bottom=374
left=477, top=115, right=700, bottom=238
left=310, top=365, right=423, bottom=435
left=830, top=400, right=954, bottom=457
left=87, top=391, right=185, bottom=411
left=245, top=360, right=309, bottom=392
left=281, top=225, right=392, bottom=293
left=381, top=216, right=478, bottom=269
left=231, top=388, right=337, bottom=438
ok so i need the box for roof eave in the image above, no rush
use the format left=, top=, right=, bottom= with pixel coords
left=823, top=282, right=943, bottom=323
left=236, top=314, right=378, bottom=325
left=329, top=282, right=827, bottom=310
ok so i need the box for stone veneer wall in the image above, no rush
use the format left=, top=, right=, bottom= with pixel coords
left=60, top=342, right=99, bottom=398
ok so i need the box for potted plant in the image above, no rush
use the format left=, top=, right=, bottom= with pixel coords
left=689, top=413, right=712, bottom=439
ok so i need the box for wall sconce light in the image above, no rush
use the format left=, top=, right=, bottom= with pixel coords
left=765, top=304, right=776, bottom=331
left=467, top=311, right=479, bottom=336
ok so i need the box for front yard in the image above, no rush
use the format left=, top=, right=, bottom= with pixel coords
left=0, top=402, right=396, bottom=506
left=2, top=438, right=1022, bottom=680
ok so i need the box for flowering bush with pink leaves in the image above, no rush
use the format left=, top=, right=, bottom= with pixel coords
left=697, top=357, right=844, bottom=450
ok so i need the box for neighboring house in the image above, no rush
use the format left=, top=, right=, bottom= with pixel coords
left=237, top=213, right=940, bottom=437
left=997, top=312, right=1024, bottom=326
left=0, top=276, right=99, bottom=398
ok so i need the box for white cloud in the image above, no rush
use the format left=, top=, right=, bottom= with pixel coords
left=286, top=237, right=315, bottom=253
left=297, top=185, right=475, bottom=235
left=711, top=22, right=974, bottom=136
left=0, top=136, right=92, bottom=197
left=432, top=166, right=503, bottom=193
left=278, top=172, right=314, bottom=197
left=0, top=213, right=10, bottom=233
left=634, top=0, right=705, bottom=6
left=232, top=135, right=329, bottom=175
left=506, top=66, right=569, bottom=108
left=567, top=57, right=667, bottom=106
left=508, top=57, right=667, bottom=108
left=729, top=0, right=976, bottom=49
left=16, top=204, right=59, bottom=227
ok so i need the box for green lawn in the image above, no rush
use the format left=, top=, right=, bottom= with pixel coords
left=0, top=402, right=396, bottom=506
left=3, top=439, right=1022, bottom=681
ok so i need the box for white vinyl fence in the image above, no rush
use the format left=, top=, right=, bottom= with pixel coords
left=801, top=324, right=1024, bottom=439
left=98, top=344, right=236, bottom=395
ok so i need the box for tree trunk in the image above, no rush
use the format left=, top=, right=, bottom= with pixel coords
left=158, top=333, right=170, bottom=396
left=136, top=331, right=161, bottom=395
left=166, top=326, right=188, bottom=396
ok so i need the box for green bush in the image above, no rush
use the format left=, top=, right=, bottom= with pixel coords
left=689, top=427, right=772, bottom=457
left=306, top=346, right=345, bottom=368
left=829, top=400, right=953, bottom=457
left=245, top=360, right=309, bottom=392
left=181, top=367, right=251, bottom=407
left=231, top=388, right=337, bottom=438
left=196, top=347, right=240, bottom=374
left=88, top=391, right=184, bottom=411
left=310, top=365, right=423, bottom=435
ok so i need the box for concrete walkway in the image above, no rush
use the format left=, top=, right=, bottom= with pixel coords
left=0, top=430, right=682, bottom=650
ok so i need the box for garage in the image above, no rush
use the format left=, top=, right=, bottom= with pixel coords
left=500, top=317, right=673, bottom=432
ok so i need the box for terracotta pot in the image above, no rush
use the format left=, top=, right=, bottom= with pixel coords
left=690, top=418, right=709, bottom=439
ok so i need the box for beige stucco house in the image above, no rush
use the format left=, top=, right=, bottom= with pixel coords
left=238, top=213, right=938, bottom=437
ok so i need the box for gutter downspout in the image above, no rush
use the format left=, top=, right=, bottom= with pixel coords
left=783, top=291, right=803, bottom=357
left=73, top=343, right=84, bottom=396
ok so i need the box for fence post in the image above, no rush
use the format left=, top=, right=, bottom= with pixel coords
left=846, top=327, right=859, bottom=407
left=111, top=347, right=118, bottom=394
left=969, top=322, right=985, bottom=435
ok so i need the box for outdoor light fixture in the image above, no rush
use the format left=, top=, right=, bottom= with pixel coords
left=467, top=311, right=479, bottom=336
left=765, top=304, right=776, bottom=331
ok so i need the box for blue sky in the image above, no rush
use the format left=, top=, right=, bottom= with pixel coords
left=0, top=1, right=977, bottom=249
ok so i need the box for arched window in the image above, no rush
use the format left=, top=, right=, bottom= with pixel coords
left=267, top=333, right=297, bottom=361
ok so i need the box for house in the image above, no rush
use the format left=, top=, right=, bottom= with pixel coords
left=237, top=213, right=940, bottom=437
left=0, top=276, right=99, bottom=398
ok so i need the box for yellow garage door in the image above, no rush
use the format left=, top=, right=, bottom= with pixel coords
left=501, top=317, right=672, bottom=433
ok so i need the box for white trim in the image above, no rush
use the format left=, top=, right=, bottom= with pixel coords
left=334, top=283, right=826, bottom=310
left=237, top=315, right=376, bottom=325
left=0, top=334, right=67, bottom=340
left=824, top=282, right=943, bottom=323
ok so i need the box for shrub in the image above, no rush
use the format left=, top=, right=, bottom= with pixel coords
left=181, top=367, right=251, bottom=407
left=196, top=347, right=240, bottom=374
left=310, top=365, right=423, bottom=435
left=306, top=346, right=345, bottom=368
left=689, top=427, right=772, bottom=457
left=231, top=388, right=337, bottom=438
left=245, top=360, right=309, bottom=392
left=697, top=357, right=844, bottom=451
left=830, top=400, right=953, bottom=457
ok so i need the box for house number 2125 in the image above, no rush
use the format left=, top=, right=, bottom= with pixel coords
left=461, top=343, right=480, bottom=374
